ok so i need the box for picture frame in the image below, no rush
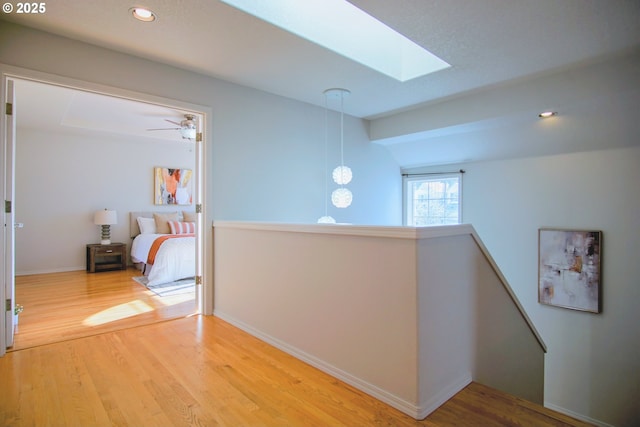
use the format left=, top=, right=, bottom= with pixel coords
left=538, top=228, right=602, bottom=313
left=154, top=167, right=193, bottom=205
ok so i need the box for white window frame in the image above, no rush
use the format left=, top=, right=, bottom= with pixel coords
left=403, top=172, right=463, bottom=226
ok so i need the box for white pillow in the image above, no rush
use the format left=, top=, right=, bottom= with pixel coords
left=137, top=217, right=157, bottom=234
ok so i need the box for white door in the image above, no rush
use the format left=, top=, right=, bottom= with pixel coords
left=194, top=116, right=204, bottom=313
left=3, top=77, right=16, bottom=351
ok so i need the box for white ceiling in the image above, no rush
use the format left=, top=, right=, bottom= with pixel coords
left=12, top=79, right=198, bottom=142
left=3, top=0, right=640, bottom=119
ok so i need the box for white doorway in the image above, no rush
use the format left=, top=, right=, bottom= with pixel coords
left=1, top=67, right=209, bottom=354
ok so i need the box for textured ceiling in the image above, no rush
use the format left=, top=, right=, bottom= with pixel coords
left=2, top=0, right=640, bottom=119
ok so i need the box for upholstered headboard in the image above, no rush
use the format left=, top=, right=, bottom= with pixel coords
left=129, top=211, right=196, bottom=239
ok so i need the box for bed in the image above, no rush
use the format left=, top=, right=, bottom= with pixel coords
left=129, top=211, right=196, bottom=287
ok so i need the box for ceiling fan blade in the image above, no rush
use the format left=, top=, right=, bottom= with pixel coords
left=147, top=127, right=181, bottom=131
left=165, top=119, right=182, bottom=126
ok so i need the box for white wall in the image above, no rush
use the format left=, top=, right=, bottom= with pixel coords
left=406, top=146, right=640, bottom=426
left=213, top=222, right=545, bottom=419
left=209, top=84, right=401, bottom=225
left=0, top=22, right=401, bottom=229
left=213, top=223, right=420, bottom=414
left=417, top=233, right=545, bottom=408
left=14, top=127, right=194, bottom=274
left=0, top=19, right=401, bottom=319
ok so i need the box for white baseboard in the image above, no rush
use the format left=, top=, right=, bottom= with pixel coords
left=544, top=401, right=613, bottom=427
left=214, top=310, right=467, bottom=420
left=16, top=266, right=85, bottom=276
left=417, top=374, right=472, bottom=419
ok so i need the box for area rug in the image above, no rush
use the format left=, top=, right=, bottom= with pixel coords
left=133, top=276, right=195, bottom=297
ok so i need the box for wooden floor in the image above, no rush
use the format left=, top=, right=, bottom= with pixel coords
left=11, top=268, right=197, bottom=350
left=1, top=316, right=594, bottom=427
left=2, top=271, right=593, bottom=426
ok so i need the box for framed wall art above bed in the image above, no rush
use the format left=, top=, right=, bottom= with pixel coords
left=538, top=228, right=602, bottom=313
left=154, top=167, right=193, bottom=205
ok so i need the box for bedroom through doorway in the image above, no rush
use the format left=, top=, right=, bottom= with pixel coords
left=6, top=76, right=206, bottom=351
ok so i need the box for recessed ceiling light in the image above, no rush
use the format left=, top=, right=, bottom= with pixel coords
left=220, top=0, right=450, bottom=82
left=538, top=111, right=557, bottom=118
left=130, top=7, right=156, bottom=22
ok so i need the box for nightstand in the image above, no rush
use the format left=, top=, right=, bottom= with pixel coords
left=86, top=243, right=127, bottom=273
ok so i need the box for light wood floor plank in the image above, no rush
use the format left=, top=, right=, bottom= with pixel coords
left=1, top=316, right=594, bottom=426
left=12, top=269, right=197, bottom=351
left=2, top=271, right=594, bottom=427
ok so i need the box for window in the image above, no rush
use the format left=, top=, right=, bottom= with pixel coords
left=403, top=173, right=462, bottom=226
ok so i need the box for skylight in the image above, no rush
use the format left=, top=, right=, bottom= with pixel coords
left=220, top=0, right=450, bottom=82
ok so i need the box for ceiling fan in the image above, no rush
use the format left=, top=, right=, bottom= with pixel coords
left=147, top=114, right=197, bottom=140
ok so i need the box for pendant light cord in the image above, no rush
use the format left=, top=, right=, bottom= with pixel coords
left=323, top=95, right=329, bottom=216
left=339, top=91, right=345, bottom=188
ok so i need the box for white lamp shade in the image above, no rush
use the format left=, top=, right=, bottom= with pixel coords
left=94, top=209, right=117, bottom=225
left=332, top=165, right=352, bottom=185
left=317, top=215, right=336, bottom=224
left=331, top=188, right=353, bottom=208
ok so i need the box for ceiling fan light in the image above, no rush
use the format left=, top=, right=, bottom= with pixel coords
left=181, top=126, right=196, bottom=140
left=147, top=113, right=197, bottom=140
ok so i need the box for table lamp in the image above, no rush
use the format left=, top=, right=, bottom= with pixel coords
left=94, top=209, right=117, bottom=245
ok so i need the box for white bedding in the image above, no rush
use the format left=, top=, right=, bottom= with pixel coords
left=131, top=233, right=195, bottom=287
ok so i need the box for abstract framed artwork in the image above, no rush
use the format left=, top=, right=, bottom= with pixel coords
left=154, top=167, right=193, bottom=205
left=538, top=228, right=602, bottom=313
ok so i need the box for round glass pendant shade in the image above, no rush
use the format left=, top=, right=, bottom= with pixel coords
left=331, top=187, right=353, bottom=208
left=332, top=165, right=352, bottom=185
left=317, top=215, right=336, bottom=224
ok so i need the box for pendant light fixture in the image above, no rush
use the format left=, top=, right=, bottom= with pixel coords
left=324, top=88, right=353, bottom=209
left=331, top=187, right=353, bottom=208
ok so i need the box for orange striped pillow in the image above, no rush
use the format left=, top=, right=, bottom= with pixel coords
left=168, top=221, right=195, bottom=235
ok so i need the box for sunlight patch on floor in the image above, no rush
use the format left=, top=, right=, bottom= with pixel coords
left=151, top=292, right=195, bottom=306
left=83, top=300, right=154, bottom=326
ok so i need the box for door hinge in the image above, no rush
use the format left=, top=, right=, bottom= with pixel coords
left=195, top=204, right=202, bottom=214
left=196, top=132, right=202, bottom=142
left=195, top=276, right=202, bottom=285
left=5, top=299, right=11, bottom=312
left=4, top=200, right=11, bottom=213
left=5, top=102, right=12, bottom=115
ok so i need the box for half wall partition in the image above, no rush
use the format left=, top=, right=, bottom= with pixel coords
left=213, top=221, right=545, bottom=419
